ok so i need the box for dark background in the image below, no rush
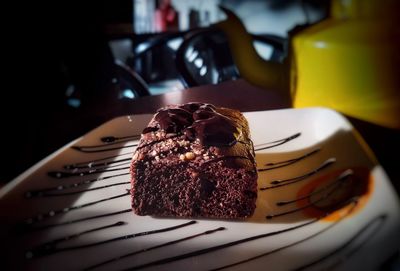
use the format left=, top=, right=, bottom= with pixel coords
left=2, top=0, right=133, bottom=182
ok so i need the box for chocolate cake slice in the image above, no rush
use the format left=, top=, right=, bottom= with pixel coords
left=130, top=102, right=257, bottom=219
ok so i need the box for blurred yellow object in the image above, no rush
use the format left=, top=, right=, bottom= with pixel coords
left=216, top=0, right=400, bottom=129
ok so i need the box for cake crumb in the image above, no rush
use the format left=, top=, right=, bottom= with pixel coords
left=185, top=152, right=195, bottom=160
left=180, top=152, right=195, bottom=161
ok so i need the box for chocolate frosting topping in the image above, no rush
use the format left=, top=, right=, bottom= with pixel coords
left=143, top=103, right=239, bottom=147
left=154, top=108, right=193, bottom=133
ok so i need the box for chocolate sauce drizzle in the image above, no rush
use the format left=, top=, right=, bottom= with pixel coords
left=71, top=134, right=140, bottom=151
left=266, top=170, right=353, bottom=219
left=258, top=148, right=320, bottom=172
left=25, top=191, right=130, bottom=225
left=72, top=143, right=138, bottom=153
left=48, top=163, right=130, bottom=179
left=276, top=169, right=353, bottom=206
left=36, top=181, right=130, bottom=197
left=101, top=135, right=140, bottom=143
left=260, top=158, right=336, bottom=190
left=23, top=208, right=132, bottom=231
left=74, top=138, right=138, bottom=150
left=121, top=217, right=327, bottom=271
left=26, top=221, right=127, bottom=259
left=211, top=200, right=359, bottom=271
left=295, top=214, right=387, bottom=271
left=254, top=133, right=301, bottom=151
left=85, top=226, right=226, bottom=270
left=65, top=157, right=131, bottom=170
left=64, top=151, right=134, bottom=170
left=26, top=172, right=130, bottom=198
left=26, top=220, right=196, bottom=259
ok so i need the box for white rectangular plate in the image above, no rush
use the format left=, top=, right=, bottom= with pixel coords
left=1, top=107, right=399, bottom=271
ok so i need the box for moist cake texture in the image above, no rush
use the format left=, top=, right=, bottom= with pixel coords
left=130, top=102, right=257, bottom=218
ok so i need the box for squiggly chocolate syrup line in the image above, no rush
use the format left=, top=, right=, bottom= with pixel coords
left=23, top=209, right=132, bottom=231
left=322, top=217, right=387, bottom=271
left=64, top=152, right=134, bottom=170
left=72, top=143, right=138, bottom=153
left=258, top=148, right=320, bottom=172
left=294, top=214, right=387, bottom=271
left=26, top=173, right=130, bottom=198
left=254, top=133, right=301, bottom=151
left=101, top=135, right=141, bottom=143
left=26, top=221, right=126, bottom=259
left=260, top=158, right=336, bottom=190
left=25, top=191, right=130, bottom=225
left=121, top=217, right=323, bottom=271
left=266, top=170, right=352, bottom=219
left=48, top=164, right=130, bottom=179
left=211, top=200, right=359, bottom=271
left=27, top=220, right=196, bottom=258
left=73, top=136, right=139, bottom=150
left=39, top=182, right=131, bottom=197
left=65, top=158, right=131, bottom=170
left=276, top=170, right=353, bottom=206
left=84, top=227, right=226, bottom=271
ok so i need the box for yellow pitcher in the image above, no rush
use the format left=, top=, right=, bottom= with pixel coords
left=217, top=0, right=400, bottom=129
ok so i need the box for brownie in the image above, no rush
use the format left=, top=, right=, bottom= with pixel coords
left=130, top=102, right=257, bottom=219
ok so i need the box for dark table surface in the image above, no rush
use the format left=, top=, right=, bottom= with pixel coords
left=101, top=79, right=291, bottom=117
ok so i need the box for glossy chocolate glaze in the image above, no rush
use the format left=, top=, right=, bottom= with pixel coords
left=144, top=103, right=239, bottom=147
